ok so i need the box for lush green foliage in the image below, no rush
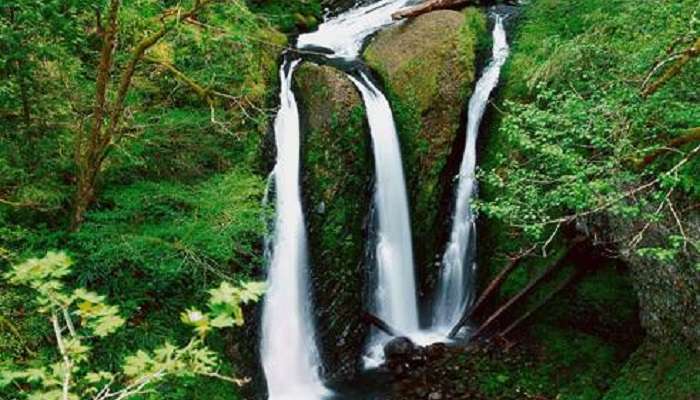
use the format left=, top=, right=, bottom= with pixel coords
left=478, top=0, right=699, bottom=260
left=602, top=340, right=700, bottom=400
left=0, top=1, right=298, bottom=398
left=1, top=251, right=264, bottom=400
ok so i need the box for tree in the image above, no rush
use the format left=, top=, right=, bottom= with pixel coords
left=0, top=251, right=265, bottom=400
left=71, top=0, right=221, bottom=229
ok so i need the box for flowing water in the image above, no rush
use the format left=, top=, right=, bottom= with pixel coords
left=299, top=0, right=421, bottom=368
left=261, top=1, right=417, bottom=396
left=297, top=0, right=413, bottom=60
left=348, top=74, right=420, bottom=368
left=260, top=2, right=506, bottom=398
left=430, top=15, right=510, bottom=336
left=260, top=59, right=330, bottom=400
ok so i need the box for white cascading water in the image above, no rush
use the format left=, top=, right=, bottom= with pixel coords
left=260, top=59, right=330, bottom=400
left=431, top=15, right=510, bottom=336
left=348, top=74, right=420, bottom=367
left=261, top=3, right=423, bottom=394
left=299, top=0, right=421, bottom=367
left=297, top=0, right=413, bottom=60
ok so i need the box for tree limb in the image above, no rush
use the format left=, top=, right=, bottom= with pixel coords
left=362, top=312, right=401, bottom=337
left=52, top=312, right=73, bottom=400
left=497, top=269, right=579, bottom=339
left=635, top=127, right=700, bottom=170
left=392, top=0, right=482, bottom=20
left=470, top=241, right=583, bottom=340
left=641, top=37, right=700, bottom=97
left=448, top=250, right=530, bottom=338
left=144, top=56, right=213, bottom=102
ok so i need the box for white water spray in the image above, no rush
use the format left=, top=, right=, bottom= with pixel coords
left=349, top=74, right=420, bottom=367
left=260, top=59, right=330, bottom=400
left=297, top=0, right=413, bottom=60
left=431, top=15, right=510, bottom=336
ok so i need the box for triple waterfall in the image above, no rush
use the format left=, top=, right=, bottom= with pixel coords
left=259, top=2, right=510, bottom=398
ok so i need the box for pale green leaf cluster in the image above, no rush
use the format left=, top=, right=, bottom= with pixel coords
left=1, top=251, right=264, bottom=400
left=181, top=280, right=266, bottom=336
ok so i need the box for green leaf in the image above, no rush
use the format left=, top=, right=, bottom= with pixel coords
left=208, top=281, right=238, bottom=306
left=210, top=313, right=235, bottom=328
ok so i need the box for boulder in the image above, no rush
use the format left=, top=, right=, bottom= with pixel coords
left=364, top=9, right=487, bottom=293
left=384, top=336, right=417, bottom=359
left=293, top=62, right=373, bottom=380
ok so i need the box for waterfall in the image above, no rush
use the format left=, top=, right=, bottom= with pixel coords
left=260, top=59, right=330, bottom=400
left=260, top=3, right=422, bottom=393
left=349, top=74, right=420, bottom=367
left=431, top=15, right=510, bottom=336
left=299, top=0, right=421, bottom=368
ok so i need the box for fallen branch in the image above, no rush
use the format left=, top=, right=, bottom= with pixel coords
left=470, top=241, right=583, bottom=340
left=497, top=269, right=579, bottom=339
left=641, top=37, right=700, bottom=97
left=635, top=127, right=700, bottom=170
left=392, top=0, right=480, bottom=20
left=362, top=312, right=400, bottom=337
left=447, top=250, right=531, bottom=338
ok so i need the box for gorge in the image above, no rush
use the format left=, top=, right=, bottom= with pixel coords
left=0, top=1, right=697, bottom=400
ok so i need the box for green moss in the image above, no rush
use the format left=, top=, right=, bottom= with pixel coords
left=364, top=9, right=486, bottom=274
left=249, top=0, right=322, bottom=33
left=603, top=341, right=700, bottom=400
left=293, top=62, right=371, bottom=373
left=443, top=324, right=623, bottom=400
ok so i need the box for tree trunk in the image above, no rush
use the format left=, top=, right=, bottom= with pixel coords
left=71, top=165, right=98, bottom=230
left=447, top=255, right=525, bottom=338
left=392, top=0, right=490, bottom=20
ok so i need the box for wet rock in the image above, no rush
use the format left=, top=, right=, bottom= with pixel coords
left=294, top=62, right=372, bottom=380
left=604, top=205, right=700, bottom=351
left=384, top=336, right=417, bottom=359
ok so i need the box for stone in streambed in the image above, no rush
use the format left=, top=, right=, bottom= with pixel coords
left=384, top=336, right=417, bottom=359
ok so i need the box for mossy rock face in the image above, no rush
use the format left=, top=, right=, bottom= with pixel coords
left=364, top=9, right=487, bottom=291
left=603, top=340, right=700, bottom=400
left=293, top=62, right=372, bottom=380
left=606, top=211, right=700, bottom=351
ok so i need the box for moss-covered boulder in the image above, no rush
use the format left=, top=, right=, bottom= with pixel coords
left=293, top=62, right=373, bottom=380
left=364, top=9, right=487, bottom=291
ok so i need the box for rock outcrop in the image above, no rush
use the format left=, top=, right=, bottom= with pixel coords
left=293, top=62, right=373, bottom=380
left=607, top=209, right=700, bottom=351
left=364, top=9, right=487, bottom=293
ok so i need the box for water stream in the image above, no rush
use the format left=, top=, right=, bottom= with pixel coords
left=430, top=15, right=510, bottom=336
left=262, top=1, right=417, bottom=398
left=348, top=73, right=420, bottom=368
left=260, top=59, right=330, bottom=400
left=261, top=2, right=510, bottom=398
